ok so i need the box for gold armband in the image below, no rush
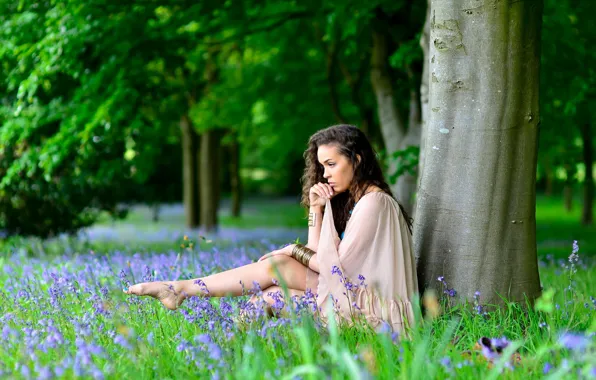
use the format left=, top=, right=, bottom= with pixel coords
left=291, top=244, right=315, bottom=267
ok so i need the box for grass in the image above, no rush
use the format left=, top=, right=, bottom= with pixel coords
left=0, top=192, right=594, bottom=378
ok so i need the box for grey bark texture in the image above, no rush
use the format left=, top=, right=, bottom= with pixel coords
left=417, top=0, right=431, bottom=196
left=413, top=0, right=544, bottom=304
left=370, top=30, right=419, bottom=216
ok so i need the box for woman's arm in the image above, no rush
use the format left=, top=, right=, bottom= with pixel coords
left=307, top=254, right=319, bottom=272
left=306, top=205, right=323, bottom=252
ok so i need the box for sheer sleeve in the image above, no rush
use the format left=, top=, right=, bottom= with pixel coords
left=314, top=192, right=418, bottom=334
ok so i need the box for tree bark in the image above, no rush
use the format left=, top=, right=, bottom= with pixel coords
left=199, top=129, right=220, bottom=232
left=229, top=132, right=242, bottom=218
left=413, top=0, right=543, bottom=305
left=180, top=114, right=200, bottom=228
left=370, top=30, right=418, bottom=215
left=544, top=161, right=554, bottom=196
left=581, top=122, right=593, bottom=225
left=417, top=0, right=431, bottom=194
left=563, top=164, right=574, bottom=212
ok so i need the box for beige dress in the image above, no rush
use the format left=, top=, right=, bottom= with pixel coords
left=306, top=191, right=418, bottom=333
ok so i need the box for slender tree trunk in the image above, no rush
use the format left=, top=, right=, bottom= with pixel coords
left=581, top=122, right=594, bottom=225
left=338, top=54, right=376, bottom=139
left=199, top=129, right=220, bottom=232
left=544, top=161, right=554, bottom=196
left=417, top=0, right=431, bottom=193
left=180, top=114, right=200, bottom=228
left=563, top=165, right=573, bottom=212
left=370, top=30, right=418, bottom=215
left=413, top=0, right=543, bottom=304
left=151, top=203, right=160, bottom=223
left=230, top=132, right=242, bottom=218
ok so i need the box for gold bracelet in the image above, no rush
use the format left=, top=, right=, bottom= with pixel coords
left=292, top=244, right=315, bottom=267
left=308, top=212, right=316, bottom=227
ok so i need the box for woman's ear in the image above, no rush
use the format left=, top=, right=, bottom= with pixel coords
left=356, top=154, right=362, bottom=166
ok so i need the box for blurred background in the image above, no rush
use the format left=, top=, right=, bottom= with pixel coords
left=0, top=0, right=593, bottom=258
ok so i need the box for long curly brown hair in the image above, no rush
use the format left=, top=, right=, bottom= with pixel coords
left=300, top=124, right=413, bottom=235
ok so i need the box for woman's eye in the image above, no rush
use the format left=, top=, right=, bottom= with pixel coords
left=328, top=163, right=335, bottom=167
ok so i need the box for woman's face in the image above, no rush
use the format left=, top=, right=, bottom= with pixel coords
left=317, top=144, right=356, bottom=193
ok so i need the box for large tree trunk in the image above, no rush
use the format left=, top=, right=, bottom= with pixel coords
left=229, top=132, right=242, bottom=218
left=413, top=0, right=543, bottom=305
left=199, top=129, right=221, bottom=232
left=581, top=122, right=593, bottom=224
left=370, top=30, right=418, bottom=215
left=180, top=114, right=200, bottom=228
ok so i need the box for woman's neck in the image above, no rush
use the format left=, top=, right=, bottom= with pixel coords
left=353, top=184, right=382, bottom=202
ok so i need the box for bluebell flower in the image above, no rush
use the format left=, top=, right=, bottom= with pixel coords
left=559, top=332, right=589, bottom=352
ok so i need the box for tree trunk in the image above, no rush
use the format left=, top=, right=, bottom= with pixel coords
left=563, top=164, right=573, bottom=212
left=230, top=132, right=242, bottom=218
left=199, top=129, right=220, bottom=232
left=370, top=30, right=418, bottom=215
left=544, top=161, right=554, bottom=196
left=581, top=122, right=593, bottom=225
left=417, top=0, right=431, bottom=194
left=151, top=203, right=160, bottom=223
left=413, top=0, right=543, bottom=305
left=180, top=114, right=200, bottom=228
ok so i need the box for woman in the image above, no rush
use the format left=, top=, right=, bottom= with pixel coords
left=125, top=124, right=418, bottom=333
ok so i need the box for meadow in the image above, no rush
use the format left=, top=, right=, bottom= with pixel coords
left=0, top=194, right=594, bottom=379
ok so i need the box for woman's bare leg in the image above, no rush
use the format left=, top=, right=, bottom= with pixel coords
left=125, top=255, right=308, bottom=310
left=247, top=286, right=305, bottom=317
left=260, top=285, right=304, bottom=307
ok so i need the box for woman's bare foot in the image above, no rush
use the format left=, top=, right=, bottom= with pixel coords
left=124, top=281, right=189, bottom=310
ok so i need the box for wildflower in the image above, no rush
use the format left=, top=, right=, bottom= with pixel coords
left=478, top=336, right=511, bottom=362
left=543, top=362, right=553, bottom=374
left=331, top=266, right=343, bottom=277
left=440, top=356, right=452, bottom=372
left=558, top=332, right=589, bottom=352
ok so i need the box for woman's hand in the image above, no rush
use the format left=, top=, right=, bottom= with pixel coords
left=257, top=244, right=295, bottom=262
left=309, top=182, right=335, bottom=208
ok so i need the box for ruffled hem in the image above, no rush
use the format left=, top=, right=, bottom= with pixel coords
left=317, top=287, right=415, bottom=335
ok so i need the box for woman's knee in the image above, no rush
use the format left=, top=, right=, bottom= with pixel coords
left=265, top=254, right=292, bottom=275
left=262, top=286, right=284, bottom=307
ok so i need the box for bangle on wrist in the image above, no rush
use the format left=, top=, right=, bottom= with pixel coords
left=291, top=244, right=315, bottom=267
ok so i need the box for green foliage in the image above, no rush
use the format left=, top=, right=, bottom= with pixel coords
left=385, top=145, right=420, bottom=185
left=538, top=0, right=596, bottom=190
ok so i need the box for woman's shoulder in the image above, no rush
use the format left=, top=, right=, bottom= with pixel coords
left=357, top=189, right=397, bottom=211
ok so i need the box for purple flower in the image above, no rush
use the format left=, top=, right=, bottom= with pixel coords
left=331, top=266, right=343, bottom=277
left=543, top=362, right=553, bottom=374
left=440, top=356, right=451, bottom=369
left=559, top=332, right=589, bottom=352
left=479, top=336, right=510, bottom=362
